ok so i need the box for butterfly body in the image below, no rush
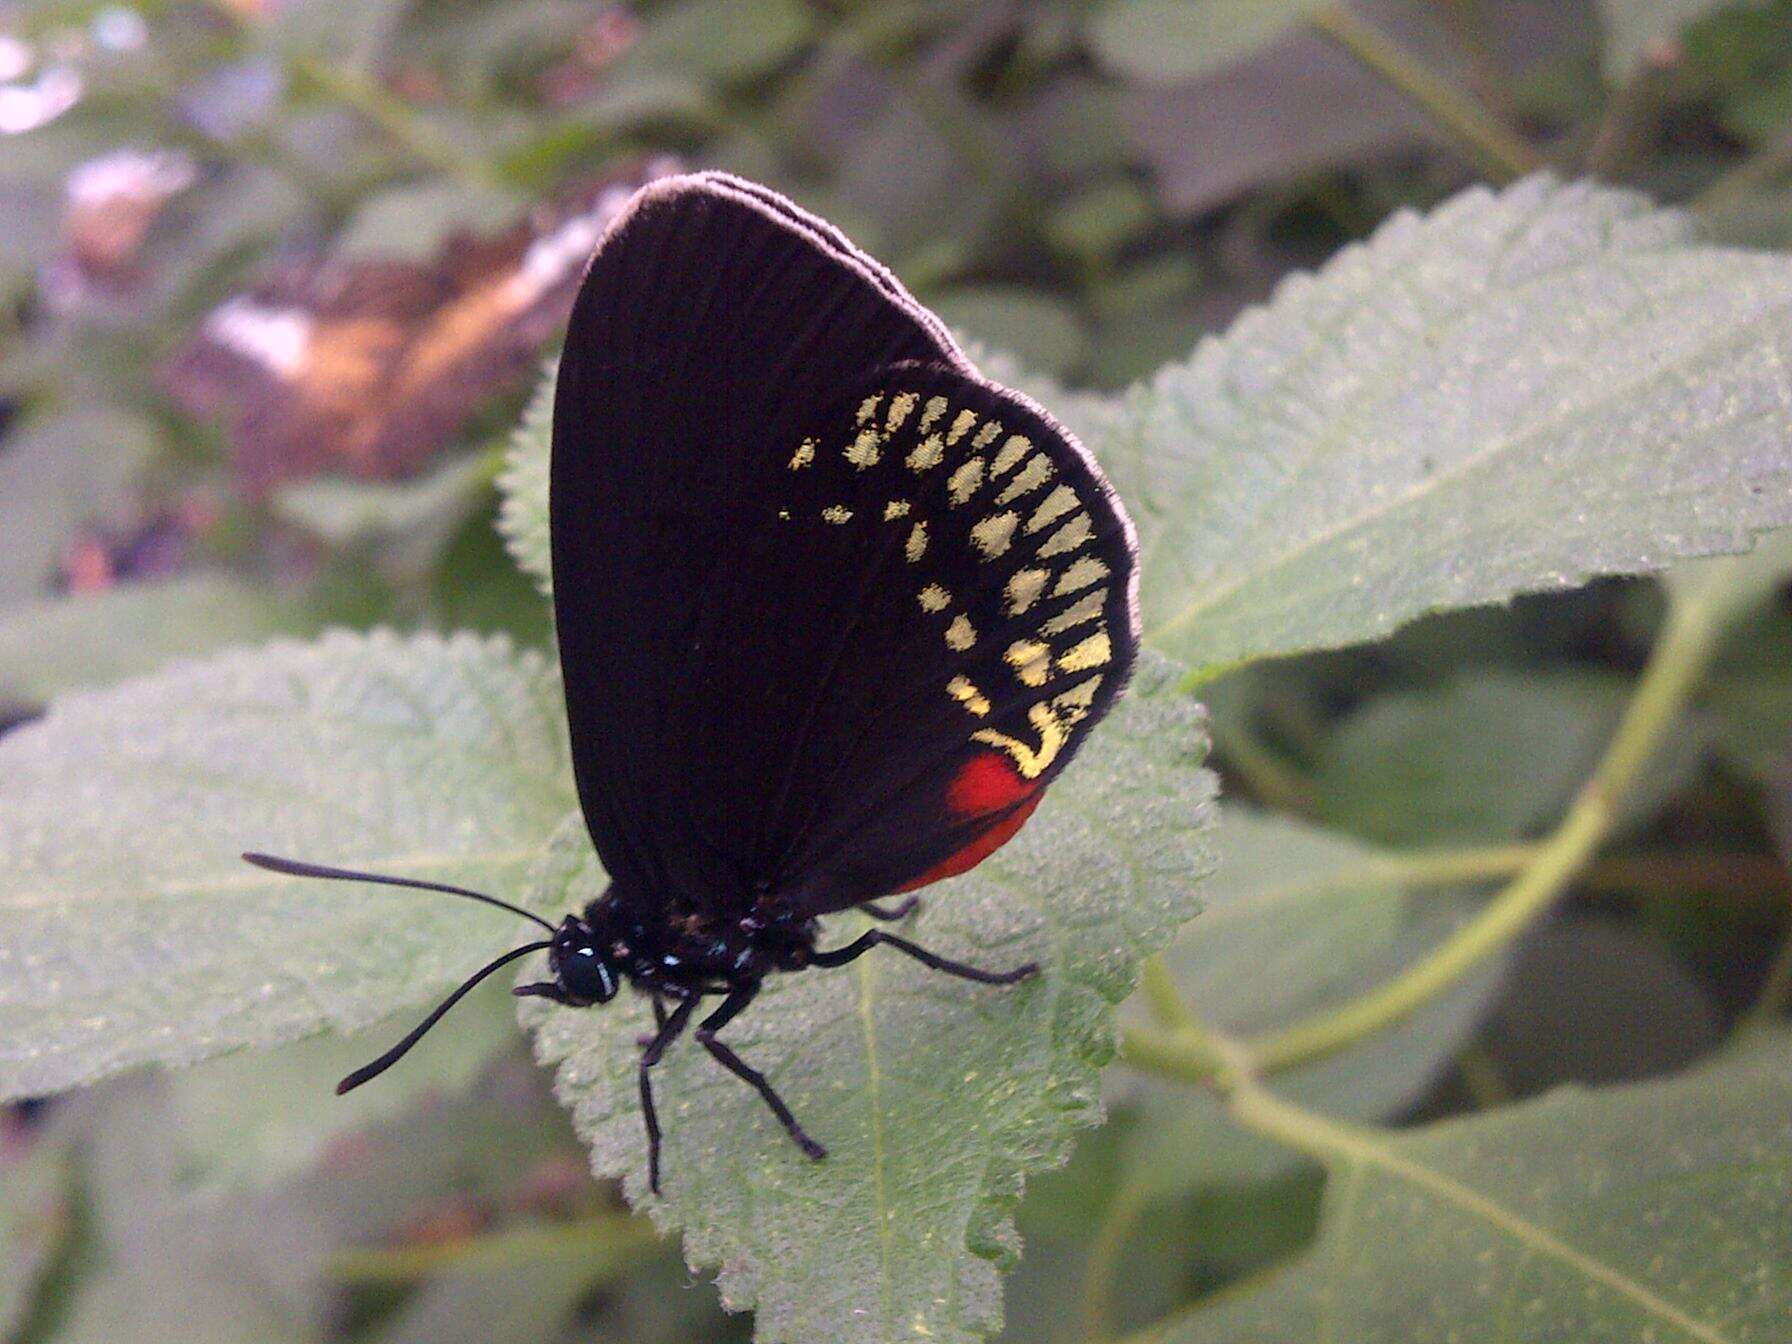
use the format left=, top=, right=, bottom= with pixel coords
left=246, top=171, right=1138, bottom=1197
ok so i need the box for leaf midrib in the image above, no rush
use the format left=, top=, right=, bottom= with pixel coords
left=1147, top=288, right=1792, bottom=654
left=1318, top=1122, right=1747, bottom=1343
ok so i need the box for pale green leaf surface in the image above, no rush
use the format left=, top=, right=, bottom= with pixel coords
left=1163, top=1037, right=1792, bottom=1342
left=522, top=654, right=1215, bottom=1344
left=1121, top=809, right=1503, bottom=1194
left=0, top=630, right=573, bottom=1099
left=1088, top=0, right=1329, bottom=84
left=1102, top=177, right=1792, bottom=677
left=0, top=573, right=316, bottom=706
left=497, top=359, right=557, bottom=597
left=1312, top=669, right=1708, bottom=845
left=156, top=978, right=521, bottom=1192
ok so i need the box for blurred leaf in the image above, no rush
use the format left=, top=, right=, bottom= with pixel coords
left=1088, top=0, right=1330, bottom=84
left=1478, top=919, right=1722, bottom=1097
left=0, top=408, right=158, bottom=607
left=0, top=1135, right=70, bottom=1339
left=0, top=573, right=316, bottom=707
left=335, top=182, right=524, bottom=260
left=1311, top=669, right=1709, bottom=845
left=931, top=286, right=1090, bottom=379
left=1161, top=1035, right=1792, bottom=1341
left=625, top=0, right=814, bottom=83
left=1596, top=0, right=1764, bottom=79
left=1120, top=808, right=1504, bottom=1195
left=497, top=359, right=555, bottom=596
left=158, top=979, right=520, bottom=1193
left=0, top=631, right=573, bottom=1099
left=273, top=453, right=495, bottom=545
left=1100, top=177, right=1792, bottom=677
left=1041, top=179, right=1155, bottom=265
left=523, top=655, right=1215, bottom=1344
left=432, top=501, right=556, bottom=647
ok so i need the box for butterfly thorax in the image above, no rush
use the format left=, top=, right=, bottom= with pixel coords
left=554, top=890, right=819, bottom=1005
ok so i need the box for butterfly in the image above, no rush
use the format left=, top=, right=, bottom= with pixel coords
left=246, top=172, right=1140, bottom=1195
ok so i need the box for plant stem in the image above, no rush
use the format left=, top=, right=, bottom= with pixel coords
left=289, top=53, right=500, bottom=190
left=1137, top=954, right=1195, bottom=1031
left=1249, top=578, right=1731, bottom=1072
left=1125, top=566, right=1742, bottom=1087
left=1308, top=7, right=1541, bottom=182
left=329, top=1210, right=659, bottom=1284
left=1079, top=1180, right=1151, bottom=1344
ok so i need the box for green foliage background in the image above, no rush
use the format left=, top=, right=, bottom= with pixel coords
left=4, top=2, right=1792, bottom=1342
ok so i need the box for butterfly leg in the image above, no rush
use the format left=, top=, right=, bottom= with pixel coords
left=859, top=896, right=920, bottom=922
left=694, top=986, right=827, bottom=1161
left=636, top=993, right=670, bottom=1047
left=813, top=930, right=1037, bottom=985
left=639, top=996, right=696, bottom=1195
left=515, top=982, right=582, bottom=1005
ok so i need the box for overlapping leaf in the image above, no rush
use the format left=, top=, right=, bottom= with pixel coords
left=1095, top=176, right=1792, bottom=676
left=522, top=655, right=1215, bottom=1344
left=1162, top=1036, right=1792, bottom=1342
left=0, top=631, right=572, bottom=1098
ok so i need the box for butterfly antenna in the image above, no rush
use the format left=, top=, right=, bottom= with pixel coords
left=336, top=939, right=553, bottom=1094
left=242, top=852, right=557, bottom=934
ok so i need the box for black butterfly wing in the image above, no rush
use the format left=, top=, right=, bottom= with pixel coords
left=550, top=173, right=1138, bottom=922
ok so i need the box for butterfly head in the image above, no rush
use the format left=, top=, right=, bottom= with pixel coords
left=549, top=913, right=622, bottom=1004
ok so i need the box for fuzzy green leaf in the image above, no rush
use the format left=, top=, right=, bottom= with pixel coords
left=1104, top=176, right=1792, bottom=677
left=522, top=654, right=1214, bottom=1344
left=0, top=631, right=573, bottom=1099
left=0, top=573, right=316, bottom=707
left=497, top=359, right=557, bottom=597
left=1162, top=1036, right=1792, bottom=1342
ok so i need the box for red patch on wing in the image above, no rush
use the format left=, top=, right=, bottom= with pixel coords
left=897, top=754, right=1042, bottom=892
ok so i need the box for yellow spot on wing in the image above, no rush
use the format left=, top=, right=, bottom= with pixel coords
left=884, top=499, right=910, bottom=520
left=995, top=454, right=1054, bottom=505
left=945, top=615, right=976, bottom=651
left=1005, top=568, right=1050, bottom=614
left=970, top=421, right=1002, bottom=451
left=1054, top=555, right=1109, bottom=595
left=918, top=396, right=949, bottom=433
left=970, top=511, right=1019, bottom=559
left=1027, top=484, right=1079, bottom=533
left=846, top=427, right=882, bottom=468
left=885, top=391, right=918, bottom=433
left=1053, top=675, right=1103, bottom=726
left=790, top=439, right=816, bottom=469
left=919, top=583, right=950, bottom=612
left=857, top=393, right=883, bottom=424
left=905, top=522, right=928, bottom=562
left=822, top=504, right=853, bottom=524
left=1038, top=512, right=1092, bottom=557
left=946, top=410, right=978, bottom=445
left=1042, top=588, right=1105, bottom=636
left=947, top=457, right=985, bottom=505
left=1059, top=629, right=1111, bottom=672
left=1005, top=639, right=1051, bottom=687
left=947, top=675, right=991, bottom=716
left=974, top=703, right=1068, bottom=779
left=991, top=434, right=1032, bottom=476
left=907, top=435, right=945, bottom=471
